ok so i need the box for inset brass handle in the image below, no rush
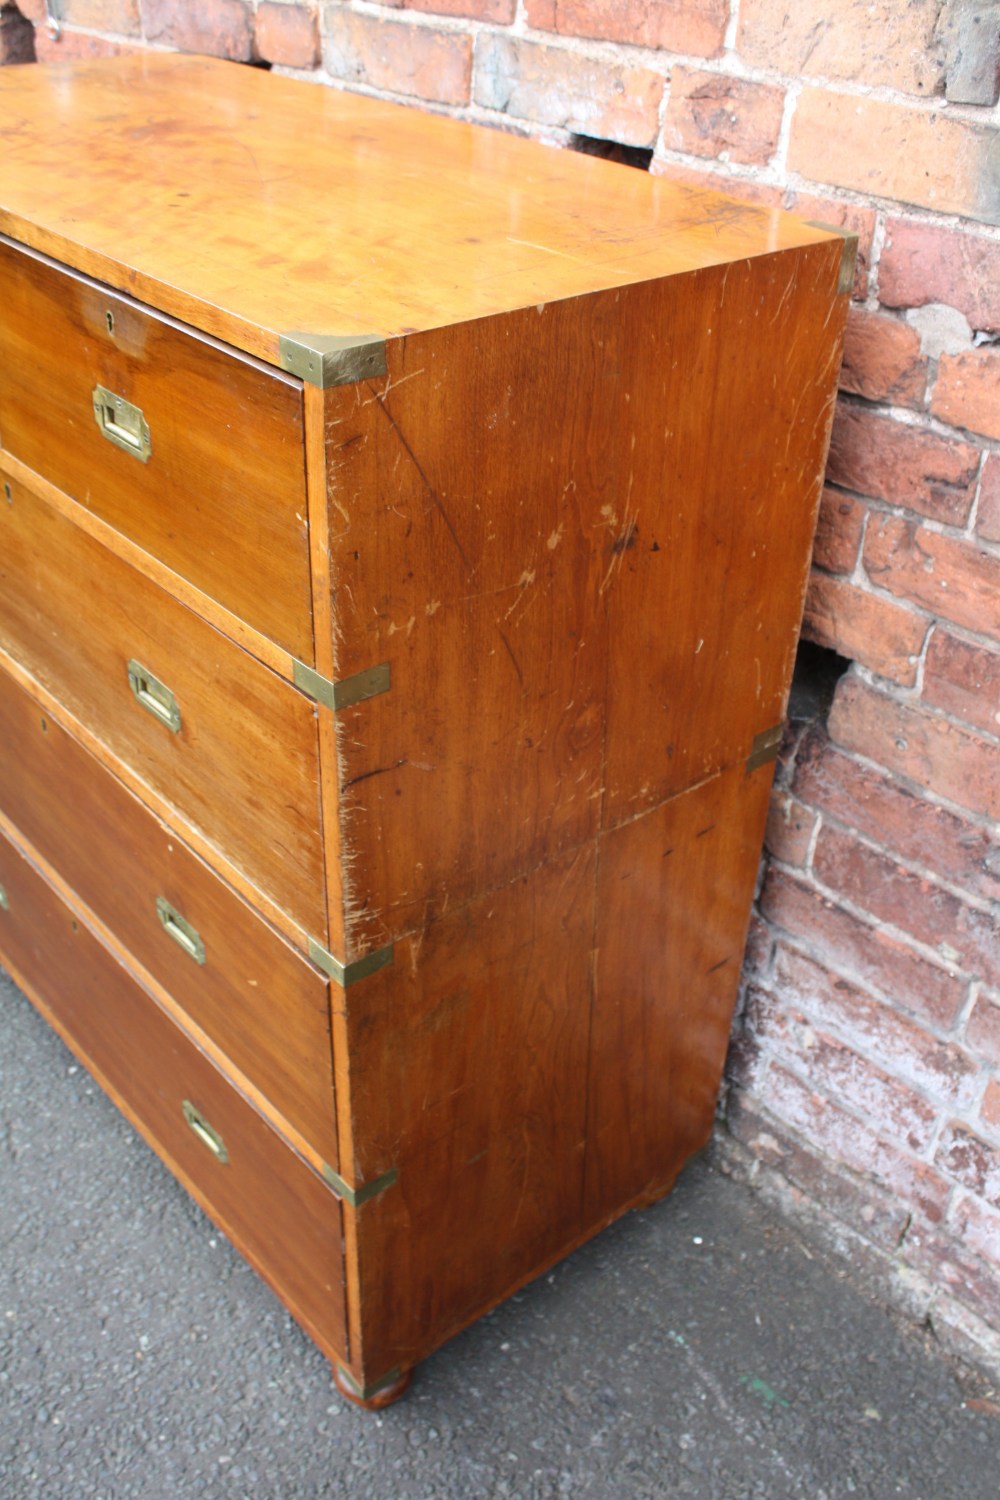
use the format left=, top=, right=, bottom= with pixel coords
left=92, top=385, right=151, bottom=463
left=0, top=884, right=8, bottom=911
left=182, top=1100, right=228, bottom=1163
left=156, top=897, right=205, bottom=965
left=127, top=659, right=181, bottom=734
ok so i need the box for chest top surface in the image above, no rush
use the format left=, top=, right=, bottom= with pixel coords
left=0, top=54, right=836, bottom=361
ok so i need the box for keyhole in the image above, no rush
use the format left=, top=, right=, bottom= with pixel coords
left=3, top=483, right=11, bottom=505
left=106, top=310, right=115, bottom=335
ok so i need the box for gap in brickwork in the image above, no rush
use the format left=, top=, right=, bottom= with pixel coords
left=568, top=134, right=653, bottom=171
left=787, top=640, right=851, bottom=727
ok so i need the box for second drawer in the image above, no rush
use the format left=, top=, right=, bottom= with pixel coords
left=0, top=465, right=326, bottom=938
left=0, top=659, right=339, bottom=1168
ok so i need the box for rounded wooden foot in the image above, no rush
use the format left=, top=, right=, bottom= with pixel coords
left=332, top=1363, right=413, bottom=1410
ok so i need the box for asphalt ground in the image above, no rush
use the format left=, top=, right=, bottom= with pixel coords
left=2, top=963, right=999, bottom=1500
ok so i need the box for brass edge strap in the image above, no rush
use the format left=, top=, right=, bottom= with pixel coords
left=804, top=221, right=859, bottom=296
left=334, top=1362, right=404, bottom=1401
left=292, top=660, right=391, bottom=712
left=308, top=937, right=394, bottom=988
left=323, top=1163, right=399, bottom=1209
left=279, top=333, right=387, bottom=389
left=746, top=724, right=784, bottom=774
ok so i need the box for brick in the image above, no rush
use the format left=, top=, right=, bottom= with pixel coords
left=789, top=89, right=1000, bottom=227
left=814, top=824, right=1000, bottom=988
left=726, top=1092, right=918, bottom=1250
left=774, top=944, right=980, bottom=1108
left=984, top=1079, right=1000, bottom=1129
left=879, top=218, right=1000, bottom=336
left=0, top=3, right=34, bottom=63
left=382, top=0, right=513, bottom=18
left=745, top=987, right=939, bottom=1152
left=764, top=793, right=817, bottom=867
left=56, top=0, right=140, bottom=30
left=760, top=867, right=965, bottom=1027
left=143, top=0, right=253, bottom=59
left=940, top=0, right=1000, bottom=106
left=928, top=1293, right=1000, bottom=1373
left=937, top=1121, right=1000, bottom=1203
left=34, top=27, right=138, bottom=58
left=792, top=727, right=1000, bottom=904
left=951, top=1192, right=1000, bottom=1272
left=832, top=673, right=1000, bottom=823
left=662, top=68, right=785, bottom=169
left=828, top=405, right=979, bottom=525
left=524, top=0, right=728, bottom=58
left=900, top=1219, right=1000, bottom=1327
left=864, top=514, right=1000, bottom=642
left=803, top=571, right=928, bottom=686
left=967, top=993, right=1000, bottom=1066
left=743, top=911, right=774, bottom=976
left=932, top=348, right=1000, bottom=442
left=979, top=453, right=1000, bottom=543
left=813, top=488, right=866, bottom=576
left=324, top=10, right=472, bottom=107
left=758, top=1062, right=951, bottom=1223
left=738, top=0, right=945, bottom=97
left=779, top=191, right=875, bottom=301
left=922, top=629, right=1000, bottom=739
left=840, top=308, right=926, bottom=408
left=474, top=33, right=663, bottom=148
left=255, top=2, right=318, bottom=69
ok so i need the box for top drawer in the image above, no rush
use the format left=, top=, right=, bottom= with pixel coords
left=0, top=239, right=313, bottom=660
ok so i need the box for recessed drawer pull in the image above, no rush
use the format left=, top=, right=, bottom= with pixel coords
left=92, top=384, right=152, bottom=463
left=156, top=897, right=206, bottom=965
left=182, top=1100, right=228, bottom=1164
left=127, top=659, right=181, bottom=733
left=0, top=884, right=8, bottom=911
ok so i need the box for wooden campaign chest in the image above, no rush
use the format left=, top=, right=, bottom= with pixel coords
left=0, top=53, right=852, bottom=1405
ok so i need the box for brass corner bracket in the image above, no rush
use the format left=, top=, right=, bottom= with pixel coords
left=293, top=660, right=391, bottom=713
left=323, top=1163, right=399, bottom=1209
left=279, top=332, right=387, bottom=389
left=308, top=937, right=394, bottom=989
left=746, top=724, right=783, bottom=774
left=805, top=221, right=859, bottom=296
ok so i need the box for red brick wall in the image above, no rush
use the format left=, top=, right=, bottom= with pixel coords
left=7, top=1, right=1000, bottom=1372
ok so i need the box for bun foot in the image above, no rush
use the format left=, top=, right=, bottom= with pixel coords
left=332, top=1363, right=413, bottom=1410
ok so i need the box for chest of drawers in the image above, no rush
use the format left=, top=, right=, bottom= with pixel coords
left=0, top=53, right=851, bottom=1405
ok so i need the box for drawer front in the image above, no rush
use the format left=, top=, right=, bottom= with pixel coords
left=0, top=468, right=325, bottom=936
left=0, top=238, right=313, bottom=659
left=0, top=661, right=338, bottom=1166
left=0, top=828, right=347, bottom=1362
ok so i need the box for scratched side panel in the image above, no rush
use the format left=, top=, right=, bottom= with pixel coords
left=583, top=760, right=775, bottom=1226
left=318, top=244, right=844, bottom=957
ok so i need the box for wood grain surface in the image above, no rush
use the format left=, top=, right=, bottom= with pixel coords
left=0, top=661, right=338, bottom=1166
left=0, top=54, right=841, bottom=360
left=0, top=827, right=348, bottom=1364
left=316, top=244, right=844, bottom=957
left=0, top=467, right=326, bottom=938
left=0, top=238, right=312, bottom=660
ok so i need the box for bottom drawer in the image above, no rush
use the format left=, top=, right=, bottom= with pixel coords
left=0, top=827, right=347, bottom=1364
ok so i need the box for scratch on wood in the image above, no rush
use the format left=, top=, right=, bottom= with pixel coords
left=371, top=390, right=473, bottom=572
left=496, top=626, right=524, bottom=688
left=342, top=756, right=408, bottom=791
